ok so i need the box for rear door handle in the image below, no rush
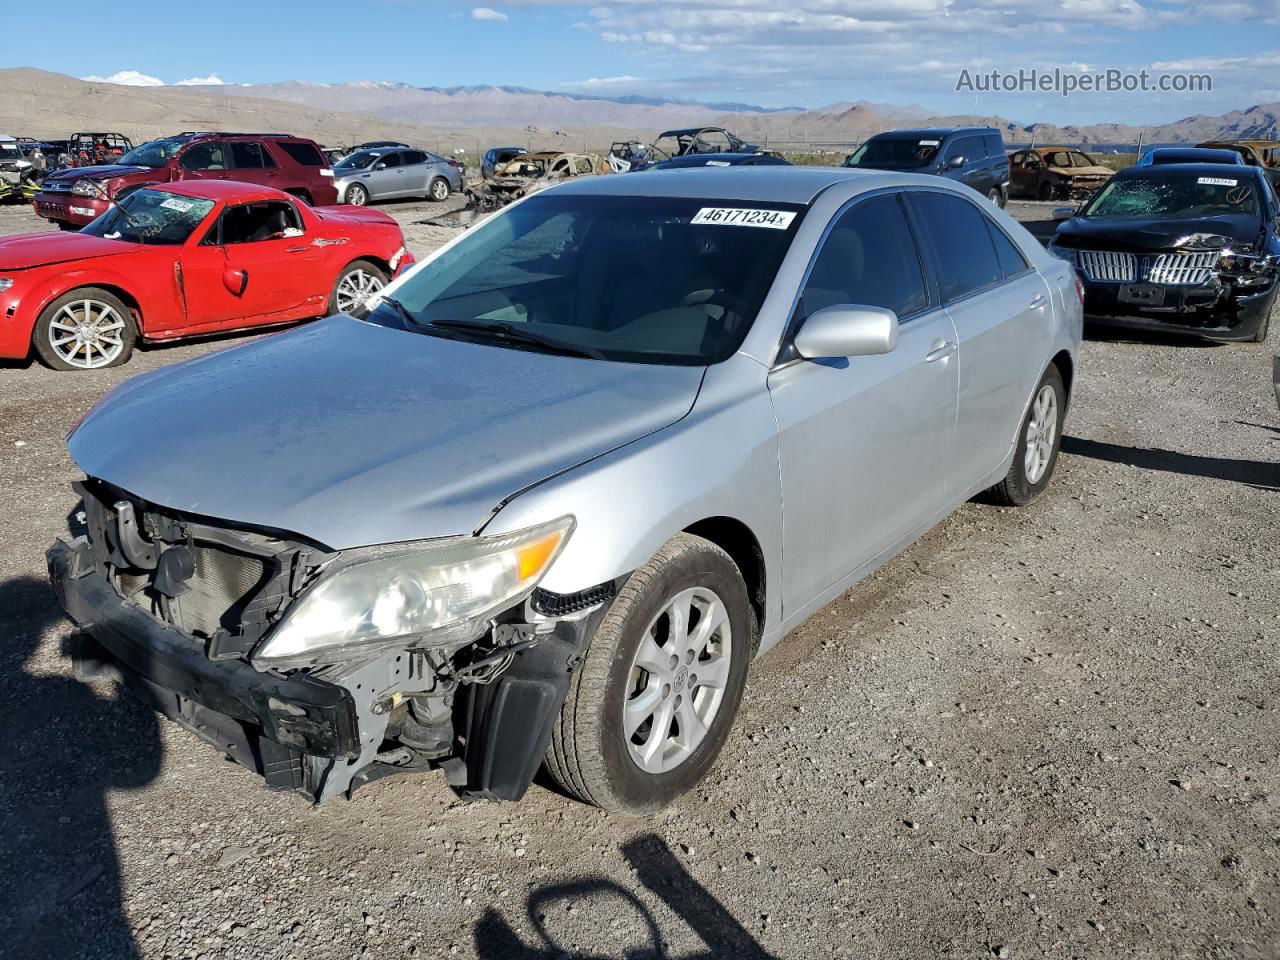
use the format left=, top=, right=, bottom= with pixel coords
left=926, top=339, right=957, bottom=363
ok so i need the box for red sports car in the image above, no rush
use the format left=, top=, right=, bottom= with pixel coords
left=0, top=180, right=414, bottom=370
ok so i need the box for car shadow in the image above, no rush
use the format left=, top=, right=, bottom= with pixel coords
left=1061, top=435, right=1280, bottom=490
left=0, top=574, right=162, bottom=959
left=472, top=833, right=778, bottom=959
left=1082, top=325, right=1226, bottom=349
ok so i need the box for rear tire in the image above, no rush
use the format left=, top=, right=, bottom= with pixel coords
left=986, top=187, right=1006, bottom=208
left=429, top=177, right=451, bottom=202
left=286, top=189, right=314, bottom=206
left=328, top=260, right=388, bottom=318
left=987, top=365, right=1065, bottom=506
left=33, top=288, right=137, bottom=371
left=545, top=533, right=752, bottom=815
left=1038, top=181, right=1054, bottom=201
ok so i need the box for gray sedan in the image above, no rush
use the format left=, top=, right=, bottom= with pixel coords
left=49, top=168, right=1082, bottom=814
left=334, top=147, right=462, bottom=205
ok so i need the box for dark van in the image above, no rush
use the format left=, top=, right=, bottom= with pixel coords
left=844, top=127, right=1010, bottom=206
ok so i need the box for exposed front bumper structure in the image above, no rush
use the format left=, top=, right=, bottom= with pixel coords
left=1081, top=276, right=1276, bottom=341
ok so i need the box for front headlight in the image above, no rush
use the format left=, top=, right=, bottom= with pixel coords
left=252, top=516, right=575, bottom=668
left=71, top=179, right=104, bottom=198
left=0, top=277, right=13, bottom=292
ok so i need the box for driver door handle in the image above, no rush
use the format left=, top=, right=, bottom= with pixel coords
left=285, top=246, right=307, bottom=253
left=926, top=339, right=957, bottom=363
left=1029, top=293, right=1048, bottom=309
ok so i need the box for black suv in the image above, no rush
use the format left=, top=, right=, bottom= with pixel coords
left=844, top=127, right=1011, bottom=207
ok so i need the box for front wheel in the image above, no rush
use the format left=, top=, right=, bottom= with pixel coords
left=987, top=365, right=1065, bottom=506
left=329, top=260, right=388, bottom=317
left=33, top=288, right=137, bottom=371
left=545, top=533, right=752, bottom=815
left=1038, top=181, right=1055, bottom=201
left=429, top=177, right=451, bottom=202
left=986, top=187, right=1005, bottom=208
left=345, top=183, right=369, bottom=207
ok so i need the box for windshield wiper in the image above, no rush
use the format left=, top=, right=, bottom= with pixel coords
left=426, top=318, right=605, bottom=360
left=371, top=294, right=420, bottom=326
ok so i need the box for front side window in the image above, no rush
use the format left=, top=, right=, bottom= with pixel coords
left=366, top=194, right=804, bottom=365
left=943, top=136, right=981, bottom=164
left=911, top=192, right=1002, bottom=302
left=180, top=142, right=228, bottom=171
left=799, top=193, right=928, bottom=320
left=375, top=152, right=402, bottom=169
left=81, top=189, right=216, bottom=245
left=212, top=201, right=303, bottom=245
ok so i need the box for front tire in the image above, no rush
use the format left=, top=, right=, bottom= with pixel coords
left=1038, top=181, right=1055, bottom=201
left=33, top=288, right=137, bottom=371
left=345, top=183, right=369, bottom=207
left=429, top=177, right=451, bottom=202
left=987, top=365, right=1065, bottom=506
left=545, top=533, right=752, bottom=815
left=328, top=260, right=388, bottom=317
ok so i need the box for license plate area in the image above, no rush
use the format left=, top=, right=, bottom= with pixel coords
left=1118, top=283, right=1165, bottom=307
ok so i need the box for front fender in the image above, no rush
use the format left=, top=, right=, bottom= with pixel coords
left=478, top=353, right=785, bottom=650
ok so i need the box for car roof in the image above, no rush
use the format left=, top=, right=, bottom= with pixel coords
left=551, top=166, right=896, bottom=204
left=144, top=180, right=296, bottom=203
left=1114, top=162, right=1261, bottom=180
left=655, top=152, right=776, bottom=166
left=1031, top=146, right=1089, bottom=153
left=1149, top=147, right=1240, bottom=160
left=873, top=127, right=997, bottom=139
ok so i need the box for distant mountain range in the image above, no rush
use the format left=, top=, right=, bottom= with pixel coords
left=3, top=68, right=1278, bottom=155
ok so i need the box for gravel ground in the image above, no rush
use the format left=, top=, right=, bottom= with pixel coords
left=2, top=196, right=1278, bottom=960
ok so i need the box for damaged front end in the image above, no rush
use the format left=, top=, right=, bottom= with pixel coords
left=1048, top=233, right=1279, bottom=340
left=48, top=480, right=613, bottom=803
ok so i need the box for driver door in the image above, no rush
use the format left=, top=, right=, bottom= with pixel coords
left=179, top=200, right=323, bottom=332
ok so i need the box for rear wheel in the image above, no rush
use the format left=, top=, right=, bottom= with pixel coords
left=545, top=533, right=752, bottom=815
left=429, top=177, right=451, bottom=202
left=345, top=183, right=369, bottom=207
left=33, top=288, right=137, bottom=371
left=286, top=189, right=313, bottom=206
left=986, top=187, right=1005, bottom=208
left=1038, top=181, right=1055, bottom=201
left=987, top=365, right=1065, bottom=506
left=329, top=260, right=388, bottom=317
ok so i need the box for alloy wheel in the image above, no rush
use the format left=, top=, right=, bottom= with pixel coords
left=431, top=179, right=449, bottom=201
left=46, top=299, right=126, bottom=369
left=622, top=586, right=733, bottom=775
left=334, top=269, right=385, bottom=314
left=1024, top=383, right=1058, bottom=484
left=347, top=185, right=367, bottom=206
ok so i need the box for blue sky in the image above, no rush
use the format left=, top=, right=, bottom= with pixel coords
left=56, top=0, right=1280, bottom=126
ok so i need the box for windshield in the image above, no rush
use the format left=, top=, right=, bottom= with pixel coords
left=118, top=139, right=184, bottom=168
left=844, top=137, right=939, bottom=170
left=1083, top=173, right=1260, bottom=219
left=367, top=194, right=804, bottom=365
left=336, top=150, right=382, bottom=170
left=81, top=188, right=216, bottom=245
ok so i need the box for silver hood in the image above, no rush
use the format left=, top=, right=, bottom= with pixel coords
left=69, top=316, right=704, bottom=548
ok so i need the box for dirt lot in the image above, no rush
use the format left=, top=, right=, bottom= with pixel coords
left=1, top=196, right=1278, bottom=960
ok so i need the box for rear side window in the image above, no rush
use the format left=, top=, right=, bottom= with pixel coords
left=276, top=141, right=325, bottom=166
left=402, top=150, right=428, bottom=165
left=800, top=193, right=929, bottom=320
left=987, top=221, right=1030, bottom=278
left=911, top=192, right=1002, bottom=302
left=231, top=141, right=275, bottom=169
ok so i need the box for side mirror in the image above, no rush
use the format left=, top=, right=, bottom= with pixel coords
left=946, top=155, right=965, bottom=169
left=1052, top=207, right=1077, bottom=221
left=794, top=305, right=899, bottom=359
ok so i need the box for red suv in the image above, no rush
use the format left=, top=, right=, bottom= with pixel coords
left=34, top=132, right=339, bottom=229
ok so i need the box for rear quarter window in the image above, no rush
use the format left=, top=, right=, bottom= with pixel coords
left=276, top=141, right=326, bottom=167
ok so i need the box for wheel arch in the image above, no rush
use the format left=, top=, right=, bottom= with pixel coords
left=1049, top=349, right=1074, bottom=407
left=30, top=280, right=143, bottom=343
left=682, top=516, right=765, bottom=650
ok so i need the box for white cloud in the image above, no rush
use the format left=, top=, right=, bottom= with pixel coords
left=472, top=6, right=508, bottom=20
left=562, top=75, right=644, bottom=88
left=176, top=73, right=224, bottom=86
left=80, top=70, right=164, bottom=87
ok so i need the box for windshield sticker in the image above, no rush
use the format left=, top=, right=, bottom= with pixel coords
left=691, top=208, right=796, bottom=230
left=1197, top=177, right=1238, bottom=187
left=159, top=197, right=195, bottom=213
left=918, top=139, right=940, bottom=146
left=704, top=160, right=732, bottom=167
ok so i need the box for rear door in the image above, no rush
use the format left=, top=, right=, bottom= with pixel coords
left=909, top=190, right=1049, bottom=493
left=767, top=191, right=959, bottom=611
left=400, top=150, right=431, bottom=196
left=228, top=140, right=280, bottom=190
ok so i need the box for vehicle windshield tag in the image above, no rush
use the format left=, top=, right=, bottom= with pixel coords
left=918, top=139, right=941, bottom=146
left=704, top=160, right=732, bottom=167
left=159, top=197, right=195, bottom=212
left=691, top=207, right=796, bottom=229
left=1197, top=177, right=1238, bottom=186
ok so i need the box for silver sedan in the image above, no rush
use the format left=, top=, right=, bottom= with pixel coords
left=333, top=147, right=463, bottom=206
left=50, top=168, right=1082, bottom=813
